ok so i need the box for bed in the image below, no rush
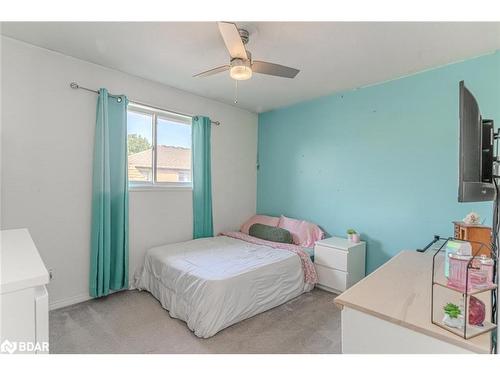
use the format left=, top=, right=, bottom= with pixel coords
left=133, top=231, right=317, bottom=338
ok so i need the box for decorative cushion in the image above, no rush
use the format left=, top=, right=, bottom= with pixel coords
left=278, top=215, right=324, bottom=247
left=248, top=223, right=293, bottom=244
left=240, top=215, right=280, bottom=234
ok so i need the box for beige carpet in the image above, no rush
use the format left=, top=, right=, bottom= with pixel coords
left=49, top=288, right=341, bottom=354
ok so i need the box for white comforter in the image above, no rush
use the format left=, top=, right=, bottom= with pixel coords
left=134, top=235, right=311, bottom=338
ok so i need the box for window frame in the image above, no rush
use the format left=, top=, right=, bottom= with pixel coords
left=127, top=102, right=193, bottom=191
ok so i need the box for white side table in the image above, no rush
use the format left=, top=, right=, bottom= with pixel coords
left=314, top=236, right=366, bottom=293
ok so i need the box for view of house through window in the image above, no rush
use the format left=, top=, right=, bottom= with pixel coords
left=127, top=104, right=192, bottom=186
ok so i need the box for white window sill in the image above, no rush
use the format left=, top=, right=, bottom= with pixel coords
left=129, top=183, right=193, bottom=192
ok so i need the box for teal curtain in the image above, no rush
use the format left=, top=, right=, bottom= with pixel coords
left=192, top=116, right=214, bottom=239
left=90, top=89, right=129, bottom=298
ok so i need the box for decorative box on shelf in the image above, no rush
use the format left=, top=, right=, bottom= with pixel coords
left=431, top=237, right=497, bottom=349
left=453, top=221, right=492, bottom=256
left=314, top=236, right=366, bottom=294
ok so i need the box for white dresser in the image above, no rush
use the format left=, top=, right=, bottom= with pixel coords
left=335, top=251, right=491, bottom=353
left=314, top=236, right=366, bottom=293
left=0, top=229, right=50, bottom=354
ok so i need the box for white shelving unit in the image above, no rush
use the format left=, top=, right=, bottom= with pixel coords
left=314, top=236, right=366, bottom=294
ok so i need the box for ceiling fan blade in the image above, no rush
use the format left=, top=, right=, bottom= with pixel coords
left=252, top=61, right=300, bottom=78
left=217, top=22, right=248, bottom=60
left=193, top=65, right=230, bottom=78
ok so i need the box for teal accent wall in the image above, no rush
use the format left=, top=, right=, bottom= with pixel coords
left=257, top=51, right=500, bottom=273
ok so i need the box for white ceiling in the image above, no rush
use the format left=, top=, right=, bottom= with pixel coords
left=2, top=22, right=500, bottom=113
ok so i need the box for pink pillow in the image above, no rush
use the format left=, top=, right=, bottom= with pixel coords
left=278, top=215, right=324, bottom=247
left=240, top=215, right=280, bottom=234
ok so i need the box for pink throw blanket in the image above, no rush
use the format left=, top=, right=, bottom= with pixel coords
left=220, top=231, right=318, bottom=286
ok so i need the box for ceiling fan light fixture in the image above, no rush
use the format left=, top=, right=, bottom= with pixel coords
left=230, top=65, right=252, bottom=80
left=192, top=22, right=300, bottom=84
left=230, top=59, right=252, bottom=80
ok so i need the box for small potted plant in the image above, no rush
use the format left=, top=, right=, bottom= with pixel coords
left=347, top=229, right=359, bottom=243
left=442, top=303, right=464, bottom=329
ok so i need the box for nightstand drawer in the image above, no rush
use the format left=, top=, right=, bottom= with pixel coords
left=314, top=244, right=348, bottom=271
left=315, top=264, right=347, bottom=291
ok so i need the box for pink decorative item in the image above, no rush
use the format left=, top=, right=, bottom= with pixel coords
left=277, top=215, right=324, bottom=247
left=240, top=215, right=280, bottom=234
left=448, top=253, right=493, bottom=291
left=472, top=255, right=494, bottom=287
left=447, top=253, right=472, bottom=291
left=468, top=296, right=486, bottom=326
left=351, top=233, right=360, bottom=243
left=469, top=269, right=488, bottom=289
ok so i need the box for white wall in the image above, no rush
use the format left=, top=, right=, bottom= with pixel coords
left=0, top=37, right=258, bottom=309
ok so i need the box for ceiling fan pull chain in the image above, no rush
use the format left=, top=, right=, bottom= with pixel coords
left=234, top=80, right=238, bottom=104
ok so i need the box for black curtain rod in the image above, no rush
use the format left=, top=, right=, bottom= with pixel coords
left=70, top=82, right=221, bottom=126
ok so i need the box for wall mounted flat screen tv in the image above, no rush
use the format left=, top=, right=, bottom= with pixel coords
left=458, top=81, right=495, bottom=202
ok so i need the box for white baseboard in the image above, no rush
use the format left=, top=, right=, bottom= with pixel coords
left=49, top=293, right=93, bottom=311
left=48, top=287, right=132, bottom=311
left=49, top=284, right=134, bottom=311
left=315, top=284, right=341, bottom=295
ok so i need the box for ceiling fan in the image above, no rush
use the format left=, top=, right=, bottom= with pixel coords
left=193, top=22, right=300, bottom=81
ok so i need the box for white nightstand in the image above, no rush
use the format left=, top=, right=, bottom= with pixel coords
left=314, top=236, right=366, bottom=294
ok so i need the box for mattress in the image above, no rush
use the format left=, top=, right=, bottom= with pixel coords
left=134, top=235, right=310, bottom=338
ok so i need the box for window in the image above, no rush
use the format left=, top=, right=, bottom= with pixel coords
left=127, top=103, right=192, bottom=189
